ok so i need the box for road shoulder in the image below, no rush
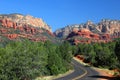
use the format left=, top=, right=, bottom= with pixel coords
left=73, top=57, right=115, bottom=80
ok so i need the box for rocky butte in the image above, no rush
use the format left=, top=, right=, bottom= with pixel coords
left=0, top=14, right=55, bottom=42
left=54, top=19, right=120, bottom=44
left=0, top=14, right=120, bottom=44
left=0, top=13, right=52, bottom=32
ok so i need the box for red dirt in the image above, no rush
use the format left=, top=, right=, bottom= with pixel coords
left=95, top=68, right=114, bottom=80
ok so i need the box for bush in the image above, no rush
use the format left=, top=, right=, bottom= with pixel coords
left=0, top=40, right=73, bottom=80
left=73, top=42, right=119, bottom=69
left=0, top=41, right=48, bottom=80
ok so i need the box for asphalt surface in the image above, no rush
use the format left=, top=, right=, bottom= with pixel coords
left=54, top=59, right=100, bottom=80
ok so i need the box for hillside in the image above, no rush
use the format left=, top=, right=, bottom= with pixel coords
left=54, top=20, right=120, bottom=38
left=0, top=14, right=58, bottom=43
left=54, top=19, right=120, bottom=44
left=0, top=13, right=120, bottom=80
left=0, top=13, right=51, bottom=31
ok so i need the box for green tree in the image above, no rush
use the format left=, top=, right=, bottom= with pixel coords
left=115, top=40, right=120, bottom=63
left=0, top=40, right=48, bottom=80
left=59, top=41, right=72, bottom=63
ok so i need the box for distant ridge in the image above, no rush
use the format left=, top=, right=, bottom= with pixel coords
left=54, top=19, right=120, bottom=44
left=0, top=13, right=58, bottom=43
left=0, top=13, right=52, bottom=32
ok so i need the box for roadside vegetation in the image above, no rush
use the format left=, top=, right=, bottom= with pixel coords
left=0, top=38, right=120, bottom=80
left=0, top=40, right=72, bottom=80
left=72, top=38, right=120, bottom=71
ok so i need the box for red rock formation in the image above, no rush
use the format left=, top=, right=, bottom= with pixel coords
left=1, top=19, right=7, bottom=27
left=54, top=19, right=120, bottom=40
left=4, top=34, right=18, bottom=39
left=0, top=20, right=2, bottom=23
left=31, top=28, right=36, bottom=34
left=0, top=28, right=7, bottom=33
left=0, top=18, right=54, bottom=42
left=100, top=34, right=110, bottom=40
left=67, top=29, right=112, bottom=44
left=17, top=26, right=24, bottom=31
left=67, top=29, right=99, bottom=39
left=77, top=29, right=91, bottom=38
left=6, top=20, right=13, bottom=28
left=90, top=34, right=99, bottom=40
left=0, top=19, right=17, bottom=29
left=0, top=14, right=52, bottom=32
left=13, top=22, right=17, bottom=29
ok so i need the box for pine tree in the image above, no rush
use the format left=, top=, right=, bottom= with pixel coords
left=115, top=40, right=120, bottom=63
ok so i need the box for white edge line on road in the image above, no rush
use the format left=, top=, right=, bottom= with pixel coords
left=72, top=59, right=88, bottom=80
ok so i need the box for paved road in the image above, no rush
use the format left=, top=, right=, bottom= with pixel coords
left=54, top=59, right=100, bottom=80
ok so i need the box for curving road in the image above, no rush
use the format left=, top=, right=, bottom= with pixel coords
left=54, top=59, right=100, bottom=80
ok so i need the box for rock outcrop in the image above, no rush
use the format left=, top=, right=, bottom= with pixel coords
left=0, top=13, right=52, bottom=32
left=0, top=14, right=55, bottom=42
left=54, top=19, right=120, bottom=38
left=54, top=20, right=98, bottom=38
left=54, top=19, right=120, bottom=44
left=66, top=29, right=111, bottom=45
left=97, top=19, right=120, bottom=38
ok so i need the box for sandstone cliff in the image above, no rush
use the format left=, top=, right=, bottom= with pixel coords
left=54, top=19, right=120, bottom=44
left=0, top=13, right=52, bottom=32
left=66, top=29, right=111, bottom=45
left=0, top=14, right=56, bottom=42
left=54, top=19, right=120, bottom=38
left=54, top=19, right=120, bottom=37
left=54, top=20, right=99, bottom=38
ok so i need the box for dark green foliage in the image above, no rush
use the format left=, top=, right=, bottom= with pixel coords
left=71, top=45, right=78, bottom=56
left=46, top=41, right=72, bottom=75
left=47, top=49, right=66, bottom=75
left=115, top=40, right=120, bottom=63
left=58, top=41, right=72, bottom=63
left=73, top=42, right=119, bottom=69
left=0, top=40, right=72, bottom=80
left=0, top=41, right=48, bottom=80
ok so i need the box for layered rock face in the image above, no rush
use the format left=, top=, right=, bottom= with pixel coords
left=66, top=29, right=111, bottom=45
left=54, top=20, right=120, bottom=38
left=0, top=14, right=54, bottom=42
left=54, top=19, right=120, bottom=44
left=54, top=20, right=98, bottom=38
left=97, top=19, right=120, bottom=38
left=0, top=14, right=52, bottom=32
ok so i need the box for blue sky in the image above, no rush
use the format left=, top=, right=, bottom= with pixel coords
left=0, top=0, right=120, bottom=32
